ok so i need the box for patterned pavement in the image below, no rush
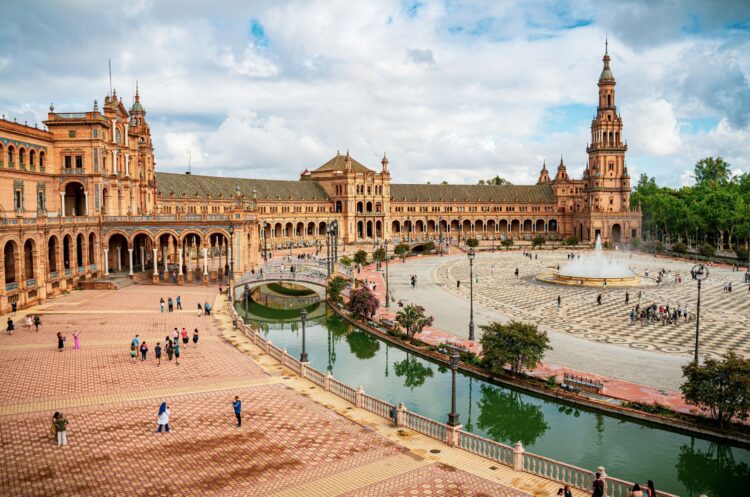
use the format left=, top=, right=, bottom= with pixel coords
left=435, top=251, right=750, bottom=357
left=0, top=283, right=536, bottom=497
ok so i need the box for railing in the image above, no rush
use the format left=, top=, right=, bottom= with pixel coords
left=49, top=271, right=58, bottom=279
left=230, top=304, right=681, bottom=497
left=62, top=168, right=85, bottom=175
left=53, top=112, right=87, bottom=119
left=89, top=264, right=97, bottom=271
left=25, top=278, right=37, bottom=287
left=329, top=378, right=357, bottom=404
left=458, top=431, right=514, bottom=467
left=5, top=282, right=19, bottom=291
left=64, top=268, right=72, bottom=276
left=78, top=266, right=85, bottom=274
left=402, top=410, right=448, bottom=443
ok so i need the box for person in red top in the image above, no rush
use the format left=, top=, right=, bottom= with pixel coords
left=181, top=328, right=189, bottom=346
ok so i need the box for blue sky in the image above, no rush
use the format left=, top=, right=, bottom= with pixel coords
left=0, top=0, right=748, bottom=186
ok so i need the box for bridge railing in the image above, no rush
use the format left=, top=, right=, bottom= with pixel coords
left=235, top=270, right=327, bottom=287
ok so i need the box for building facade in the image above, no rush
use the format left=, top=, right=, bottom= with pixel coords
left=1, top=48, right=639, bottom=313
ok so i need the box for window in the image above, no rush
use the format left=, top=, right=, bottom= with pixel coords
left=94, top=149, right=99, bottom=172
left=68, top=130, right=77, bottom=138
left=93, top=129, right=98, bottom=138
left=14, top=190, right=22, bottom=210
left=64, top=156, right=72, bottom=169
left=37, top=191, right=46, bottom=212
left=115, top=128, right=121, bottom=144
left=76, top=156, right=83, bottom=169
left=608, top=163, right=614, bottom=171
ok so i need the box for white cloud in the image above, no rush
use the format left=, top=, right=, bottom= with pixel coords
left=624, top=97, right=682, bottom=156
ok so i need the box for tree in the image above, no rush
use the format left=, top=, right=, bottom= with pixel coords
left=422, top=241, right=435, bottom=252
left=353, top=250, right=368, bottom=266
left=672, top=241, right=688, bottom=254
left=501, top=238, right=514, bottom=249
left=372, top=246, right=386, bottom=264
left=694, top=156, right=732, bottom=188
left=531, top=236, right=546, bottom=248
left=562, top=236, right=578, bottom=246
left=466, top=238, right=479, bottom=248
left=339, top=255, right=353, bottom=266
left=327, top=275, right=350, bottom=304
left=346, top=287, right=380, bottom=320
left=680, top=352, right=750, bottom=428
left=478, top=175, right=512, bottom=186
left=394, top=243, right=410, bottom=262
left=395, top=304, right=433, bottom=338
left=480, top=321, right=551, bottom=375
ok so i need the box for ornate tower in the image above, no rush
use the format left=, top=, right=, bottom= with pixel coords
left=585, top=41, right=630, bottom=214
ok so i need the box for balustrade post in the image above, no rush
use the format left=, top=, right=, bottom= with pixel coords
left=266, top=339, right=272, bottom=354
left=396, top=402, right=407, bottom=427
left=300, top=361, right=307, bottom=379
left=324, top=371, right=332, bottom=391
left=355, top=386, right=364, bottom=408
left=446, top=424, right=462, bottom=447
left=512, top=441, right=525, bottom=471
left=598, top=466, right=607, bottom=490
left=282, top=348, right=288, bottom=366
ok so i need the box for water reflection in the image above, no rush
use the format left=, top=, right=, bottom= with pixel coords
left=677, top=441, right=750, bottom=497
left=346, top=329, right=380, bottom=359
left=477, top=384, right=549, bottom=445
left=394, top=353, right=434, bottom=389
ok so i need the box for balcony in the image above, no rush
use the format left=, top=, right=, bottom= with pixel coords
left=25, top=278, right=36, bottom=287
left=89, top=264, right=97, bottom=271
left=62, top=168, right=85, bottom=175
left=78, top=266, right=85, bottom=274
left=49, top=271, right=59, bottom=279
left=64, top=268, right=72, bottom=276
left=5, top=282, right=19, bottom=291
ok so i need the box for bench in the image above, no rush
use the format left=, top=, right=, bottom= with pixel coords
left=563, top=373, right=604, bottom=394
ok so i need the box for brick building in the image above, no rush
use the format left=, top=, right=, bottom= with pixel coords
left=1, top=47, right=640, bottom=313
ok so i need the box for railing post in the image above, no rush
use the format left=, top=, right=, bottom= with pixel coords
left=282, top=348, right=288, bottom=366
left=300, top=361, right=307, bottom=378
left=355, top=386, right=364, bottom=408
left=598, top=466, right=607, bottom=491
left=513, top=441, right=525, bottom=471
left=446, top=424, right=462, bottom=447
left=396, top=402, right=407, bottom=427
left=266, top=339, right=272, bottom=354
left=324, top=371, right=332, bottom=391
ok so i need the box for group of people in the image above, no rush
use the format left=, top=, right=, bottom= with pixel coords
left=130, top=327, right=199, bottom=366
left=55, top=331, right=80, bottom=351
left=158, top=295, right=212, bottom=316
left=5, top=314, right=42, bottom=334
left=629, top=303, right=692, bottom=326
left=521, top=251, right=538, bottom=260
left=580, top=473, right=657, bottom=497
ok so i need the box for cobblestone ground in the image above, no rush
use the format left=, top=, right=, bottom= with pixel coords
left=436, top=250, right=750, bottom=356
left=1, top=284, right=533, bottom=497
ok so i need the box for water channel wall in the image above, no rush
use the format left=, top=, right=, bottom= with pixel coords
left=228, top=301, right=680, bottom=497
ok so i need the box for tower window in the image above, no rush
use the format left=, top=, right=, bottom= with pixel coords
left=607, top=95, right=611, bottom=106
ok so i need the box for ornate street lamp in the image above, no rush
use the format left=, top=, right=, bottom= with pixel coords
left=691, top=264, right=709, bottom=364
left=300, top=308, right=309, bottom=363
left=228, top=223, right=235, bottom=302
left=468, top=248, right=475, bottom=341
left=447, top=349, right=460, bottom=427
left=438, top=218, right=444, bottom=256
left=263, top=222, right=269, bottom=262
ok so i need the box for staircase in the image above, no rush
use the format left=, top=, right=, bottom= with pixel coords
left=79, top=276, right=136, bottom=291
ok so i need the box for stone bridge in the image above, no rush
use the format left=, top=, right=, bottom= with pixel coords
left=233, top=271, right=328, bottom=300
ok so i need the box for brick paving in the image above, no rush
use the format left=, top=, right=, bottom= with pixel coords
left=0, top=282, right=554, bottom=496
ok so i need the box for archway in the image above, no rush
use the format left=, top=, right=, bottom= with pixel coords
left=101, top=187, right=109, bottom=214
left=611, top=224, right=622, bottom=244
left=415, top=220, right=424, bottom=234
left=510, top=220, right=520, bottom=233
left=487, top=220, right=496, bottom=233
left=391, top=220, right=401, bottom=234
left=3, top=241, right=18, bottom=285
left=366, top=220, right=373, bottom=238
left=206, top=232, right=230, bottom=280
left=357, top=220, right=364, bottom=239
left=88, top=233, right=96, bottom=265
left=284, top=222, right=293, bottom=237
left=499, top=219, right=508, bottom=232
left=523, top=219, right=533, bottom=232
left=62, top=235, right=72, bottom=272
left=179, top=232, right=203, bottom=280
left=357, top=201, right=363, bottom=213
left=108, top=234, right=129, bottom=274
left=307, top=222, right=315, bottom=237
left=318, top=221, right=327, bottom=236
left=475, top=220, right=484, bottom=233
left=48, top=236, right=59, bottom=275
left=274, top=223, right=282, bottom=238
left=450, top=220, right=459, bottom=233
left=535, top=219, right=545, bottom=232
left=375, top=220, right=382, bottom=238
left=23, top=239, right=35, bottom=282
left=366, top=201, right=372, bottom=213
left=133, top=233, right=153, bottom=273
left=462, top=219, right=471, bottom=233
left=296, top=222, right=304, bottom=237
left=76, top=233, right=85, bottom=269
left=63, top=182, right=86, bottom=217
left=549, top=219, right=558, bottom=232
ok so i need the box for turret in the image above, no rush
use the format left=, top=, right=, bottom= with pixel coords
left=537, top=160, right=550, bottom=184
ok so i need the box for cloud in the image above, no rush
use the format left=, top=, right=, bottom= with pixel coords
left=406, top=48, right=435, bottom=65
left=624, top=97, right=682, bottom=156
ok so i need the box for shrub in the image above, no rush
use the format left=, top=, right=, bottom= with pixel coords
left=395, top=304, right=433, bottom=338
left=346, top=287, right=380, bottom=320
left=699, top=244, right=716, bottom=258
left=353, top=250, right=368, bottom=266
left=562, top=236, right=579, bottom=246
left=339, top=255, right=353, bottom=266
left=672, top=241, right=688, bottom=254
left=422, top=241, right=436, bottom=252
left=501, top=238, right=514, bottom=249
left=480, top=320, right=551, bottom=375
left=466, top=238, right=479, bottom=248
left=531, top=236, right=546, bottom=248
left=735, top=247, right=749, bottom=263
left=629, top=238, right=641, bottom=250
left=545, top=375, right=559, bottom=389
left=326, top=276, right=350, bottom=304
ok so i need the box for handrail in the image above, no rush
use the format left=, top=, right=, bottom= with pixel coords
left=457, top=430, right=514, bottom=467
left=329, top=378, right=357, bottom=404
left=402, top=410, right=448, bottom=443
left=523, top=452, right=595, bottom=492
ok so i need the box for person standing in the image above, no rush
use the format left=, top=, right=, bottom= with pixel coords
left=232, top=396, right=242, bottom=427
left=168, top=297, right=174, bottom=312
left=160, top=297, right=165, bottom=313
left=140, top=341, right=149, bottom=361
left=156, top=402, right=171, bottom=433
left=646, top=480, right=656, bottom=497
left=166, top=341, right=174, bottom=362
left=73, top=331, right=80, bottom=350
left=630, top=483, right=643, bottom=497
left=456, top=280, right=461, bottom=289
left=57, top=332, right=65, bottom=352
left=55, top=412, right=69, bottom=446
left=192, top=329, right=199, bottom=348
left=155, top=342, right=162, bottom=367
left=132, top=334, right=140, bottom=350
left=173, top=341, right=180, bottom=366
left=33, top=315, right=41, bottom=332
left=51, top=412, right=59, bottom=442
left=197, top=302, right=203, bottom=317
left=6, top=317, right=14, bottom=335
left=591, top=472, right=604, bottom=497
left=181, top=328, right=189, bottom=346
left=26, top=315, right=33, bottom=330
left=625, top=291, right=630, bottom=305
left=564, top=485, right=573, bottom=497
left=176, top=295, right=182, bottom=310
left=557, top=295, right=561, bottom=309
left=172, top=328, right=179, bottom=344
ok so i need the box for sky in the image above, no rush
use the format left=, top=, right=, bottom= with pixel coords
left=1, top=0, right=749, bottom=187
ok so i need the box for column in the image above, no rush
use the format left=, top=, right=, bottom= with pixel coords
left=152, top=248, right=159, bottom=283
left=125, top=154, right=130, bottom=176
left=202, top=246, right=208, bottom=285
left=111, top=119, right=116, bottom=143
left=177, top=247, right=184, bottom=285
left=103, top=248, right=109, bottom=275
left=111, top=150, right=116, bottom=174
left=60, top=192, right=65, bottom=217
left=83, top=191, right=89, bottom=215
left=116, top=246, right=122, bottom=272
left=124, top=124, right=129, bottom=146
left=186, top=240, right=191, bottom=272
left=128, top=248, right=134, bottom=276
left=140, top=246, right=145, bottom=270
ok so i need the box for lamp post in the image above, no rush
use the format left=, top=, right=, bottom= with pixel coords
left=691, top=263, right=709, bottom=364
left=263, top=222, right=269, bottom=262
left=300, top=308, right=309, bottom=363
left=438, top=218, right=444, bottom=256
left=228, top=223, right=234, bottom=302
left=384, top=239, right=390, bottom=308
left=468, top=248, right=475, bottom=341
left=326, top=224, right=331, bottom=277
left=458, top=218, right=462, bottom=243
left=447, top=349, right=460, bottom=427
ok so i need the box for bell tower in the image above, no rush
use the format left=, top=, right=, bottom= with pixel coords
left=586, top=40, right=630, bottom=213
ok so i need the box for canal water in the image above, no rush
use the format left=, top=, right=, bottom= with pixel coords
left=237, top=300, right=750, bottom=497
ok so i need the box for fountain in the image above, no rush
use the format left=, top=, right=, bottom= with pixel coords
left=537, top=234, right=643, bottom=287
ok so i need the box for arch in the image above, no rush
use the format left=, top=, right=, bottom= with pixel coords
left=392, top=220, right=401, bottom=233
left=462, top=219, right=471, bottom=233
left=357, top=220, right=364, bottom=239
left=611, top=223, right=622, bottom=244
left=356, top=201, right=364, bottom=213
left=284, top=222, right=293, bottom=237
left=549, top=219, right=558, bottom=232
left=450, top=220, right=459, bottom=232
left=318, top=221, right=327, bottom=235
left=404, top=220, right=413, bottom=234
left=375, top=202, right=382, bottom=213
left=375, top=220, right=382, bottom=238
left=510, top=219, right=520, bottom=233
left=104, top=229, right=131, bottom=245
left=7, top=144, right=15, bottom=165
left=48, top=235, right=59, bottom=274
left=335, top=200, right=342, bottom=213
left=499, top=219, right=508, bottom=232
left=438, top=219, right=448, bottom=233
left=307, top=222, right=316, bottom=236
left=29, top=149, right=36, bottom=167
left=366, top=201, right=373, bottom=213
left=63, top=181, right=86, bottom=216
left=19, top=147, right=26, bottom=166
left=366, top=220, right=373, bottom=238
left=487, top=220, right=496, bottom=232
left=76, top=233, right=85, bottom=268
left=427, top=220, right=436, bottom=234
left=578, top=223, right=583, bottom=240
left=274, top=222, right=282, bottom=238
left=88, top=232, right=96, bottom=264
left=296, top=222, right=305, bottom=237
left=475, top=219, right=484, bottom=232
left=535, top=219, right=545, bottom=232
left=415, top=220, right=424, bottom=233
left=3, top=240, right=19, bottom=284
left=523, top=219, right=533, bottom=232
left=101, top=187, right=109, bottom=214
left=39, top=151, right=45, bottom=169
left=62, top=234, right=73, bottom=271
left=23, top=238, right=35, bottom=281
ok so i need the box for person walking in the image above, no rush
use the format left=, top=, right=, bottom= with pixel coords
left=557, top=295, right=561, bottom=309
left=130, top=343, right=137, bottom=363
left=197, top=302, right=203, bottom=316
left=625, top=291, right=630, bottom=305
left=155, top=342, right=162, bottom=367
left=232, top=396, right=242, bottom=428
left=596, top=293, right=602, bottom=306
left=176, top=295, right=182, bottom=310
left=456, top=280, right=461, bottom=289
left=6, top=317, right=14, bottom=335
left=156, top=402, right=171, bottom=433
left=132, top=334, right=140, bottom=350
left=73, top=331, right=80, bottom=350
left=55, top=412, right=69, bottom=446
left=33, top=314, right=41, bottom=332
left=173, top=341, right=180, bottom=366
left=57, top=332, right=65, bottom=352
left=181, top=328, right=189, bottom=346
left=51, top=412, right=60, bottom=442
left=172, top=328, right=179, bottom=344
left=140, top=341, right=149, bottom=361
left=26, top=315, right=33, bottom=330
left=160, top=297, right=165, bottom=313
left=166, top=341, right=174, bottom=362
left=192, top=329, right=199, bottom=348
left=168, top=297, right=174, bottom=312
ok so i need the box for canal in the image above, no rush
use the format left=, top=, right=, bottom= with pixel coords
left=237, top=300, right=750, bottom=497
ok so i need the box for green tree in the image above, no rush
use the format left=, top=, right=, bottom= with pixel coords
left=480, top=321, right=551, bottom=375
left=478, top=175, right=512, bottom=186
left=394, top=243, right=410, bottom=262
left=694, top=156, right=732, bottom=188
left=346, top=287, right=380, bottom=320
left=395, top=304, right=433, bottom=338
left=353, top=249, right=368, bottom=266
left=326, top=276, right=350, bottom=304
left=680, top=352, right=750, bottom=427
left=394, top=354, right=434, bottom=389
left=531, top=236, right=546, bottom=248
left=501, top=238, right=514, bottom=249
left=372, top=246, right=387, bottom=264
left=466, top=238, right=479, bottom=248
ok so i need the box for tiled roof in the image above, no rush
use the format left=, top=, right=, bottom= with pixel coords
left=390, top=183, right=556, bottom=203
left=313, top=153, right=373, bottom=173
left=155, top=172, right=330, bottom=201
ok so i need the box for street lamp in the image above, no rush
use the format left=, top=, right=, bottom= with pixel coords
left=384, top=240, right=390, bottom=308
left=447, top=349, right=460, bottom=427
left=300, top=308, right=309, bottom=363
left=467, top=248, right=475, bottom=341
left=263, top=222, right=269, bottom=262
left=438, top=218, right=444, bottom=256
left=691, top=263, right=709, bottom=364
left=228, top=223, right=235, bottom=302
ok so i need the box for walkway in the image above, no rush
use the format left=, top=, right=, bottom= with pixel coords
left=0, top=282, right=575, bottom=497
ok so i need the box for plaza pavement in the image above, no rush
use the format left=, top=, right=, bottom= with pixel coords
left=371, top=250, right=748, bottom=394
left=0, top=282, right=571, bottom=497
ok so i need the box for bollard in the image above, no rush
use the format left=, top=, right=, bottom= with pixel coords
left=513, top=441, right=525, bottom=471
left=396, top=402, right=407, bottom=427
left=355, top=386, right=364, bottom=408
left=324, top=371, right=332, bottom=391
